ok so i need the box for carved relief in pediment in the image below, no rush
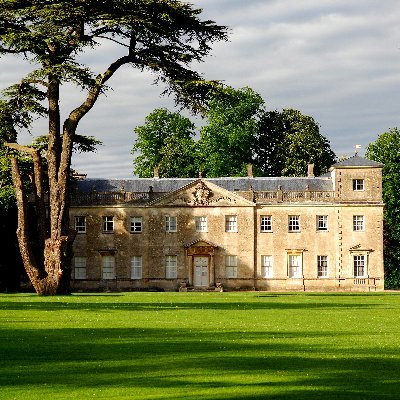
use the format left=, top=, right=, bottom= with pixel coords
left=173, top=182, right=238, bottom=206
left=153, top=180, right=251, bottom=206
left=192, top=181, right=212, bottom=205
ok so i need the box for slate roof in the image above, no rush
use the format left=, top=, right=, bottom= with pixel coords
left=331, top=155, right=383, bottom=168
left=75, top=176, right=333, bottom=194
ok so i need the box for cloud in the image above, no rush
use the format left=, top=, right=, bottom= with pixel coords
left=1, top=1, right=400, bottom=177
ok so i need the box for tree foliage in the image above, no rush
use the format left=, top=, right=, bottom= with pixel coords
left=0, top=0, right=227, bottom=294
left=197, top=86, right=264, bottom=177
left=254, top=109, right=336, bottom=177
left=366, top=128, right=400, bottom=288
left=132, top=108, right=198, bottom=178
left=133, top=87, right=336, bottom=178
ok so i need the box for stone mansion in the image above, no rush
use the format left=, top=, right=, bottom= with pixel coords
left=69, top=156, right=384, bottom=292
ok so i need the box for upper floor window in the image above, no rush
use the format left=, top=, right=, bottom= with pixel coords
left=317, top=255, right=328, bottom=278
left=74, top=256, right=87, bottom=279
left=195, top=216, right=208, bottom=232
left=131, top=256, right=142, bottom=279
left=225, top=215, right=238, bottom=232
left=165, top=255, right=177, bottom=279
left=353, top=215, right=365, bottom=231
left=102, top=216, right=114, bottom=233
left=165, top=216, right=177, bottom=232
left=261, top=255, right=273, bottom=278
left=288, top=215, right=300, bottom=232
left=260, top=216, right=272, bottom=232
left=75, top=216, right=86, bottom=233
left=130, top=216, right=143, bottom=233
left=226, top=255, right=238, bottom=278
left=353, top=255, right=366, bottom=278
left=317, top=215, right=328, bottom=231
left=353, top=179, right=365, bottom=191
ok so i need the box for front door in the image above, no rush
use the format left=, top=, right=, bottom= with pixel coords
left=194, top=256, right=209, bottom=287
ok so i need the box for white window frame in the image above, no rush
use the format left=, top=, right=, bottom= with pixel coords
left=260, top=216, right=272, bottom=232
left=165, top=216, right=177, bottom=232
left=353, top=179, right=365, bottom=191
left=317, top=255, right=328, bottom=278
left=317, top=215, right=328, bottom=231
left=288, top=215, right=300, bottom=232
left=353, top=215, right=365, bottom=231
left=288, top=254, right=302, bottom=278
left=165, top=255, right=177, bottom=279
left=131, top=256, right=142, bottom=279
left=261, top=255, right=273, bottom=278
left=225, top=215, right=238, bottom=232
left=130, top=216, right=143, bottom=233
left=74, top=216, right=86, bottom=233
left=226, top=255, right=238, bottom=278
left=103, top=216, right=114, bottom=233
left=195, top=216, right=208, bottom=232
left=353, top=255, right=366, bottom=278
left=74, top=257, right=87, bottom=279
left=102, top=255, right=115, bottom=280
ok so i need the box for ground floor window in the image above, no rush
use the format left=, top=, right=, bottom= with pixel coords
left=131, top=256, right=142, bottom=279
left=261, top=255, right=273, bottom=278
left=102, top=255, right=115, bottom=279
left=317, top=255, right=328, bottom=277
left=353, top=255, right=366, bottom=278
left=165, top=255, right=177, bottom=279
left=226, top=255, right=238, bottom=278
left=74, top=257, right=87, bottom=279
left=288, top=254, right=302, bottom=278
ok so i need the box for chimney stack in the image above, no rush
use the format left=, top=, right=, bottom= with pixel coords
left=307, top=164, right=314, bottom=178
left=247, top=164, right=253, bottom=178
left=153, top=165, right=160, bottom=179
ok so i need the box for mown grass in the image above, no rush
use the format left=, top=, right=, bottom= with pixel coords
left=0, top=292, right=400, bottom=399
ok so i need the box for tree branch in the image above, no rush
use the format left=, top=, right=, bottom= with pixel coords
left=4, top=142, right=36, bottom=155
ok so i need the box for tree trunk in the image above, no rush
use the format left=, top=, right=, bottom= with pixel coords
left=8, top=145, right=75, bottom=295
left=7, top=57, right=129, bottom=295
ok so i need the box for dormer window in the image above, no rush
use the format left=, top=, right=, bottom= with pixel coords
left=353, top=179, right=364, bottom=191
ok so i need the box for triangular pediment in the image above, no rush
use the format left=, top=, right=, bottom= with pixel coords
left=149, top=179, right=255, bottom=207
left=184, top=239, right=218, bottom=248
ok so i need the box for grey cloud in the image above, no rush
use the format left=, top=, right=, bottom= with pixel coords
left=1, top=1, right=399, bottom=178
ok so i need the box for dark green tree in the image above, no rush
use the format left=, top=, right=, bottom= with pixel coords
left=0, top=99, right=102, bottom=291
left=255, top=109, right=336, bottom=176
left=132, top=108, right=198, bottom=178
left=197, top=86, right=264, bottom=177
left=366, top=128, right=400, bottom=288
left=0, top=0, right=227, bottom=294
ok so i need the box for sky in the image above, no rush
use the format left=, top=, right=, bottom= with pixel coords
left=1, top=0, right=399, bottom=179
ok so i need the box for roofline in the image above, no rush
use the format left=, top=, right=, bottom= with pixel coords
left=329, top=164, right=383, bottom=171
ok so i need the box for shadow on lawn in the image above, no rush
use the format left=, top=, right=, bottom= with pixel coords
left=0, top=325, right=399, bottom=399
left=0, top=298, right=387, bottom=312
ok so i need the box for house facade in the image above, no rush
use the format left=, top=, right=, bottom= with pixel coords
left=70, top=156, right=384, bottom=292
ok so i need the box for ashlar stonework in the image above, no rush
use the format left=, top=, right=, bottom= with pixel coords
left=69, top=156, right=384, bottom=292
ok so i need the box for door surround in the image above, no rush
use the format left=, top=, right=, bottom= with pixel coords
left=185, top=240, right=217, bottom=287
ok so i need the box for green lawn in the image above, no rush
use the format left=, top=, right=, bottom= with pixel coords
left=1, top=292, right=400, bottom=399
